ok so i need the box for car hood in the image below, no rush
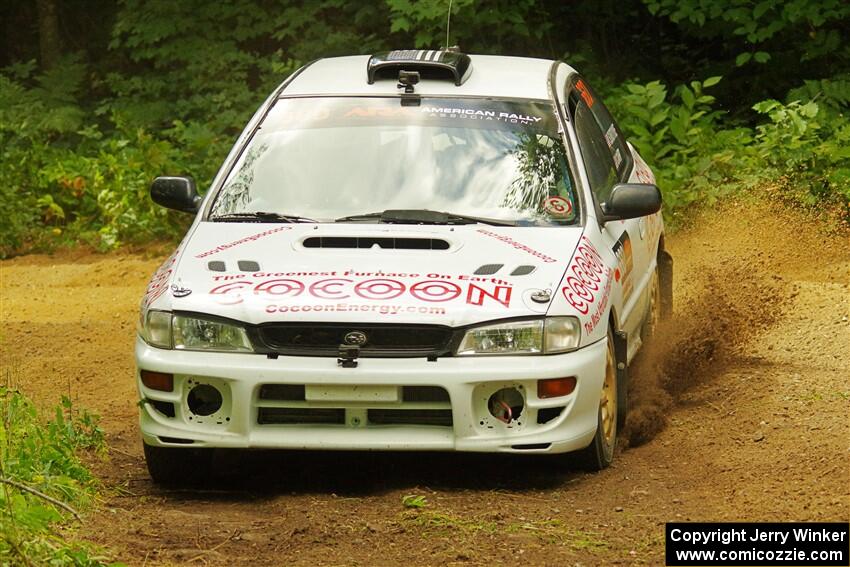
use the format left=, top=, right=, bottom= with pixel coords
left=157, top=222, right=583, bottom=327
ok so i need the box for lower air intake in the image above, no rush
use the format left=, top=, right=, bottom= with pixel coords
left=257, top=408, right=345, bottom=425
left=368, top=409, right=453, bottom=427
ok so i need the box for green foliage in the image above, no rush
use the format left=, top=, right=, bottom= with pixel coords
left=0, top=386, right=112, bottom=565
left=386, top=0, right=550, bottom=51
left=604, top=73, right=849, bottom=219
left=606, top=76, right=747, bottom=210
left=787, top=74, right=850, bottom=112
left=0, top=0, right=849, bottom=255
left=644, top=0, right=850, bottom=51
left=642, top=0, right=850, bottom=113
left=105, top=0, right=391, bottom=133
left=0, top=58, right=209, bottom=256
left=752, top=99, right=850, bottom=205
left=402, top=494, right=428, bottom=509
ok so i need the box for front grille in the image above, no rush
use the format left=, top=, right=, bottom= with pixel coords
left=253, top=324, right=455, bottom=357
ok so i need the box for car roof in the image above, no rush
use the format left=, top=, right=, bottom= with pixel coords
left=282, top=54, right=575, bottom=101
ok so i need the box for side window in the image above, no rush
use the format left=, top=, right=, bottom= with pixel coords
left=574, top=101, right=618, bottom=204
left=571, top=77, right=632, bottom=181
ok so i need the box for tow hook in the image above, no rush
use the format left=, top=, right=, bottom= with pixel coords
left=338, top=344, right=360, bottom=368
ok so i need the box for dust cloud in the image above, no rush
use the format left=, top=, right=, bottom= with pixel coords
left=619, top=197, right=845, bottom=446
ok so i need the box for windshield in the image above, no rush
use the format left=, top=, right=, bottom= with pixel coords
left=210, top=97, right=578, bottom=225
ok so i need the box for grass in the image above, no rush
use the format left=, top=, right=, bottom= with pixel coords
left=0, top=363, right=120, bottom=566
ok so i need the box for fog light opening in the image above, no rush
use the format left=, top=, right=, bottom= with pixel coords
left=488, top=387, right=524, bottom=423
left=187, top=384, right=223, bottom=416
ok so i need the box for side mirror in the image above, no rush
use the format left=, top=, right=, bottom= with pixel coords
left=150, top=176, right=202, bottom=214
left=600, top=183, right=662, bottom=222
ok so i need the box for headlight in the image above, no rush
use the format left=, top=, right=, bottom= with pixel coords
left=543, top=317, right=582, bottom=353
left=139, top=311, right=253, bottom=352
left=456, top=317, right=580, bottom=356
left=173, top=315, right=253, bottom=352
left=140, top=310, right=173, bottom=349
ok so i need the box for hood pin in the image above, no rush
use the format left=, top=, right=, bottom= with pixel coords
left=530, top=289, right=551, bottom=303
left=171, top=284, right=192, bottom=298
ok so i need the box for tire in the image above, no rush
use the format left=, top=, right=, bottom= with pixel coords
left=642, top=264, right=663, bottom=342
left=658, top=248, right=674, bottom=320
left=615, top=331, right=629, bottom=429
left=143, top=443, right=213, bottom=485
left=574, top=329, right=618, bottom=471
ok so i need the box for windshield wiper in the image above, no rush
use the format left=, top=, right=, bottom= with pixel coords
left=335, top=209, right=517, bottom=227
left=211, top=211, right=319, bottom=223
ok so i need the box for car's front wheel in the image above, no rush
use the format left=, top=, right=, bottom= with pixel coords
left=573, top=329, right=618, bottom=471
left=643, top=265, right=662, bottom=341
left=143, top=443, right=213, bottom=485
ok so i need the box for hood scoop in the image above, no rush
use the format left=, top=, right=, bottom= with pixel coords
left=302, top=236, right=450, bottom=250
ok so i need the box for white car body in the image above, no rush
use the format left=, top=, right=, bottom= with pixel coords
left=136, top=52, right=668, bottom=471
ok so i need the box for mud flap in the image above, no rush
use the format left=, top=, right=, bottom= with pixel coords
left=658, top=249, right=674, bottom=319
left=614, top=330, right=628, bottom=427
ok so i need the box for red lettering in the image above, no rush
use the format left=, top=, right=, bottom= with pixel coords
left=571, top=262, right=600, bottom=290
left=409, top=280, right=462, bottom=302
left=353, top=278, right=405, bottom=300
left=210, top=280, right=253, bottom=305
left=309, top=278, right=352, bottom=299
left=465, top=284, right=512, bottom=308
left=254, top=278, right=305, bottom=299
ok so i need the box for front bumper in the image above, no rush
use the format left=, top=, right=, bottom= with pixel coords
left=135, top=336, right=607, bottom=454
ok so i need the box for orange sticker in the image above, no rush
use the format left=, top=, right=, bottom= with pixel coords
left=576, top=80, right=594, bottom=107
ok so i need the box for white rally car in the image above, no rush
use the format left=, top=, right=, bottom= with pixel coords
left=137, top=50, right=673, bottom=484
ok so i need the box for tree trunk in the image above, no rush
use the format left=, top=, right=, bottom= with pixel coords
left=36, top=0, right=62, bottom=70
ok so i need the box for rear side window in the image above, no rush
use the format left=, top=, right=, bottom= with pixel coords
left=569, top=78, right=632, bottom=187
left=574, top=103, right=618, bottom=204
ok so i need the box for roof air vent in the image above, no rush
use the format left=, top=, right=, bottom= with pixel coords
left=367, top=50, right=472, bottom=85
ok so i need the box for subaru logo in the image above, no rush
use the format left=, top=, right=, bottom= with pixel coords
left=343, top=331, right=368, bottom=346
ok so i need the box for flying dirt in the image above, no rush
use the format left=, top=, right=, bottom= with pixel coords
left=0, top=198, right=847, bottom=566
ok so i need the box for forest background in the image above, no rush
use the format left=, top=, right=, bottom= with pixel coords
left=1, top=0, right=848, bottom=257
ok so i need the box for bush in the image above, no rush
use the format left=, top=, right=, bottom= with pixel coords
left=605, top=76, right=745, bottom=211
left=4, top=66, right=846, bottom=254
left=0, top=386, right=112, bottom=565
left=603, top=74, right=849, bottom=223
left=0, top=59, right=223, bottom=257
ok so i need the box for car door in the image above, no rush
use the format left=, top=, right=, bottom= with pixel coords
left=568, top=76, right=650, bottom=354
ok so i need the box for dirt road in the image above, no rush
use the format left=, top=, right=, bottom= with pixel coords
left=1, top=200, right=848, bottom=565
